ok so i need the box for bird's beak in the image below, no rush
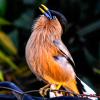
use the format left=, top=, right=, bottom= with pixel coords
left=39, top=4, right=53, bottom=20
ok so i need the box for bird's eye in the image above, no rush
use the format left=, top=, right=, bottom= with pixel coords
left=53, top=16, right=56, bottom=19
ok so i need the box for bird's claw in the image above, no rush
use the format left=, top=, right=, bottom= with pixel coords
left=39, top=88, right=50, bottom=97
left=39, top=84, right=50, bottom=97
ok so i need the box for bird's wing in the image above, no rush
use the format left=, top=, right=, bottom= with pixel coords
left=53, top=39, right=75, bottom=67
left=53, top=40, right=97, bottom=99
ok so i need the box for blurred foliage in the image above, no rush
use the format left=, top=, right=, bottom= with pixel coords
left=0, top=31, right=17, bottom=55
left=0, top=70, right=4, bottom=81
left=0, top=0, right=7, bottom=17
left=0, top=0, right=100, bottom=96
left=0, top=18, right=11, bottom=25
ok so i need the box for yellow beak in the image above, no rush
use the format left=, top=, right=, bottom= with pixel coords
left=39, top=4, right=53, bottom=20
left=39, top=4, right=48, bottom=14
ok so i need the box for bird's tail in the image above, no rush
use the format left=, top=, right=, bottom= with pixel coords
left=75, top=76, right=97, bottom=100
left=59, top=76, right=97, bottom=99
left=75, top=76, right=95, bottom=94
left=64, top=76, right=98, bottom=100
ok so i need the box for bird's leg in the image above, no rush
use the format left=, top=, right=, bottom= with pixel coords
left=56, top=84, right=74, bottom=96
left=49, top=84, right=64, bottom=98
left=56, top=83, right=62, bottom=90
left=55, top=83, right=64, bottom=96
left=39, top=84, right=50, bottom=97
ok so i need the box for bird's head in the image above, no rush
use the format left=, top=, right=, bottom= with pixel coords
left=39, top=4, right=67, bottom=33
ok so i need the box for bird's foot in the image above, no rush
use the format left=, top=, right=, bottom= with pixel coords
left=39, top=84, right=50, bottom=97
left=49, top=84, right=64, bottom=97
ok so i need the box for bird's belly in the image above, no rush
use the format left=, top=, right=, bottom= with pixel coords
left=26, top=45, right=75, bottom=85
left=42, top=56, right=75, bottom=85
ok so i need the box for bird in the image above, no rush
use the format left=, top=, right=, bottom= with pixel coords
left=25, top=4, right=97, bottom=99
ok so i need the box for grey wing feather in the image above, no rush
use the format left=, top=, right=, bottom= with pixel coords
left=53, top=39, right=75, bottom=66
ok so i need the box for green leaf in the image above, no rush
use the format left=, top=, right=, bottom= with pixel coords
left=0, top=18, right=11, bottom=26
left=33, top=0, right=47, bottom=6
left=0, top=31, right=17, bottom=55
left=0, top=50, right=18, bottom=70
left=93, top=68, right=100, bottom=75
left=0, top=70, right=4, bottom=81
left=0, top=0, right=7, bottom=17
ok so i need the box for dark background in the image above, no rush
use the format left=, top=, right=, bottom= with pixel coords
left=0, top=0, right=100, bottom=95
